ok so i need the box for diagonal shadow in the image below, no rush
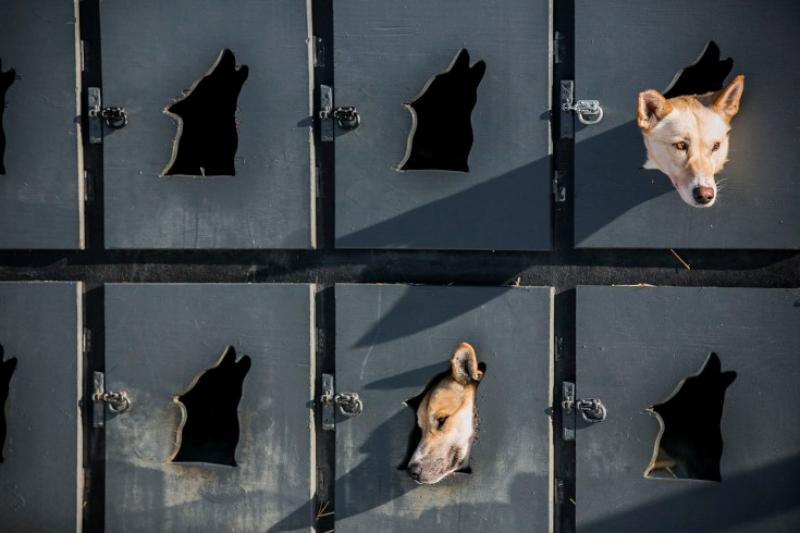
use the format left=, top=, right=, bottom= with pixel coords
left=353, top=286, right=511, bottom=347
left=363, top=361, right=447, bottom=390
left=338, top=121, right=674, bottom=252
left=338, top=123, right=673, bottom=349
left=581, top=454, right=800, bottom=533
left=574, top=120, right=675, bottom=245
left=266, top=408, right=420, bottom=532
left=336, top=160, right=551, bottom=250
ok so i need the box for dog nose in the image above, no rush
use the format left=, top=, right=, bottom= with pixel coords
left=692, top=186, right=715, bottom=204
left=407, top=463, right=421, bottom=481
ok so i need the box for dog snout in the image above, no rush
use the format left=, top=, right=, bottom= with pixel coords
left=407, top=463, right=422, bottom=482
left=692, top=185, right=715, bottom=205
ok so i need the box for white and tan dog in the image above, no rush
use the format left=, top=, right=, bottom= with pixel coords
left=407, top=342, right=484, bottom=485
left=637, top=75, right=745, bottom=208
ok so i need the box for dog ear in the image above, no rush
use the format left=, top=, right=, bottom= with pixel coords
left=469, top=60, right=487, bottom=88
left=637, top=90, right=673, bottom=130
left=712, top=74, right=744, bottom=123
left=450, top=342, right=483, bottom=385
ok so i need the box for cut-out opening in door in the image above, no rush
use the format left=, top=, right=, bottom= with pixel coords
left=0, top=60, right=17, bottom=175
left=171, top=346, right=251, bottom=466
left=0, top=344, right=17, bottom=462
left=397, top=49, right=486, bottom=173
left=399, top=343, right=486, bottom=484
left=162, top=49, right=249, bottom=177
left=663, top=40, right=733, bottom=98
left=645, top=352, right=736, bottom=482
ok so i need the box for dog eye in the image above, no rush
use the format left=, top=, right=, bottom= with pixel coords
left=436, top=416, right=448, bottom=429
left=673, top=141, right=688, bottom=151
left=712, top=142, right=721, bottom=152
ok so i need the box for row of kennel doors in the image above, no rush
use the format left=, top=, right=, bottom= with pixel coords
left=1, top=0, right=799, bottom=250
left=0, top=282, right=797, bottom=532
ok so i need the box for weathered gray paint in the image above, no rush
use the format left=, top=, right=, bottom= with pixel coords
left=334, top=0, right=551, bottom=250
left=574, top=0, right=800, bottom=248
left=576, top=286, right=800, bottom=532
left=100, top=0, right=312, bottom=249
left=0, top=1, right=80, bottom=249
left=0, top=282, right=80, bottom=532
left=104, top=284, right=313, bottom=532
left=335, top=284, right=553, bottom=532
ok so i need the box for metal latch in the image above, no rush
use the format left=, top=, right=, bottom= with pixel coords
left=87, top=87, right=127, bottom=144
left=92, top=371, right=131, bottom=428
left=320, top=373, right=363, bottom=431
left=319, top=85, right=360, bottom=142
left=561, top=80, right=603, bottom=125
left=562, top=381, right=606, bottom=441
left=328, top=107, right=361, bottom=130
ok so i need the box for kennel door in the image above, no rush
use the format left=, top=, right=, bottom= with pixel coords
left=573, top=0, right=800, bottom=248
left=0, top=1, right=80, bottom=248
left=333, top=0, right=551, bottom=250
left=103, top=284, right=314, bottom=532
left=334, top=284, right=553, bottom=532
left=574, top=286, right=800, bottom=532
left=0, top=283, right=81, bottom=531
left=99, top=0, right=312, bottom=249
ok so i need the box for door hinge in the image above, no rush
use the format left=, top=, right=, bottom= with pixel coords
left=311, top=35, right=325, bottom=68
left=560, top=80, right=603, bottom=126
left=82, top=327, right=92, bottom=356
left=555, top=477, right=567, bottom=505
left=319, top=373, right=363, bottom=431
left=552, top=171, right=566, bottom=203
left=562, top=381, right=607, bottom=441
left=87, top=87, right=127, bottom=144
left=554, top=31, right=566, bottom=65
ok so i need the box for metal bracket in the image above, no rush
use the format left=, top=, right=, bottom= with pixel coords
left=562, top=381, right=607, bottom=441
left=319, top=85, right=334, bottom=142
left=92, top=371, right=131, bottom=428
left=320, top=373, right=363, bottom=431
left=319, top=85, right=360, bottom=143
left=560, top=80, right=603, bottom=125
left=87, top=87, right=127, bottom=144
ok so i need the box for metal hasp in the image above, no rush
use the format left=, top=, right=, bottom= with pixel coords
left=92, top=371, right=131, bottom=428
left=87, top=87, right=127, bottom=144
left=561, top=80, right=603, bottom=125
left=562, top=381, right=607, bottom=441
left=319, top=84, right=360, bottom=142
left=320, top=373, right=363, bottom=431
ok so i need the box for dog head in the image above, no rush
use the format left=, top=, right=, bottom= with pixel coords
left=637, top=75, right=744, bottom=208
left=407, top=342, right=484, bottom=484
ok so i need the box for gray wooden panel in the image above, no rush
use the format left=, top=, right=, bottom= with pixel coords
left=100, top=0, right=311, bottom=249
left=104, top=284, right=313, bottom=532
left=335, top=284, right=553, bottom=532
left=576, top=287, right=800, bottom=533
left=0, top=1, right=80, bottom=249
left=334, top=0, right=551, bottom=250
left=0, top=282, right=80, bottom=532
left=575, top=0, right=800, bottom=248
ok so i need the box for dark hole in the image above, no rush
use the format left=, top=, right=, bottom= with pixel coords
left=0, top=59, right=17, bottom=175
left=172, top=346, right=251, bottom=466
left=663, top=41, right=733, bottom=98
left=397, top=361, right=487, bottom=474
left=645, top=352, right=736, bottom=482
left=0, top=344, right=18, bottom=463
left=162, top=49, right=248, bottom=176
left=398, top=48, right=486, bottom=173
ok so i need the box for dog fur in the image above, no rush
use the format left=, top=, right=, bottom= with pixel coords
left=406, top=342, right=483, bottom=485
left=638, top=75, right=745, bottom=208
